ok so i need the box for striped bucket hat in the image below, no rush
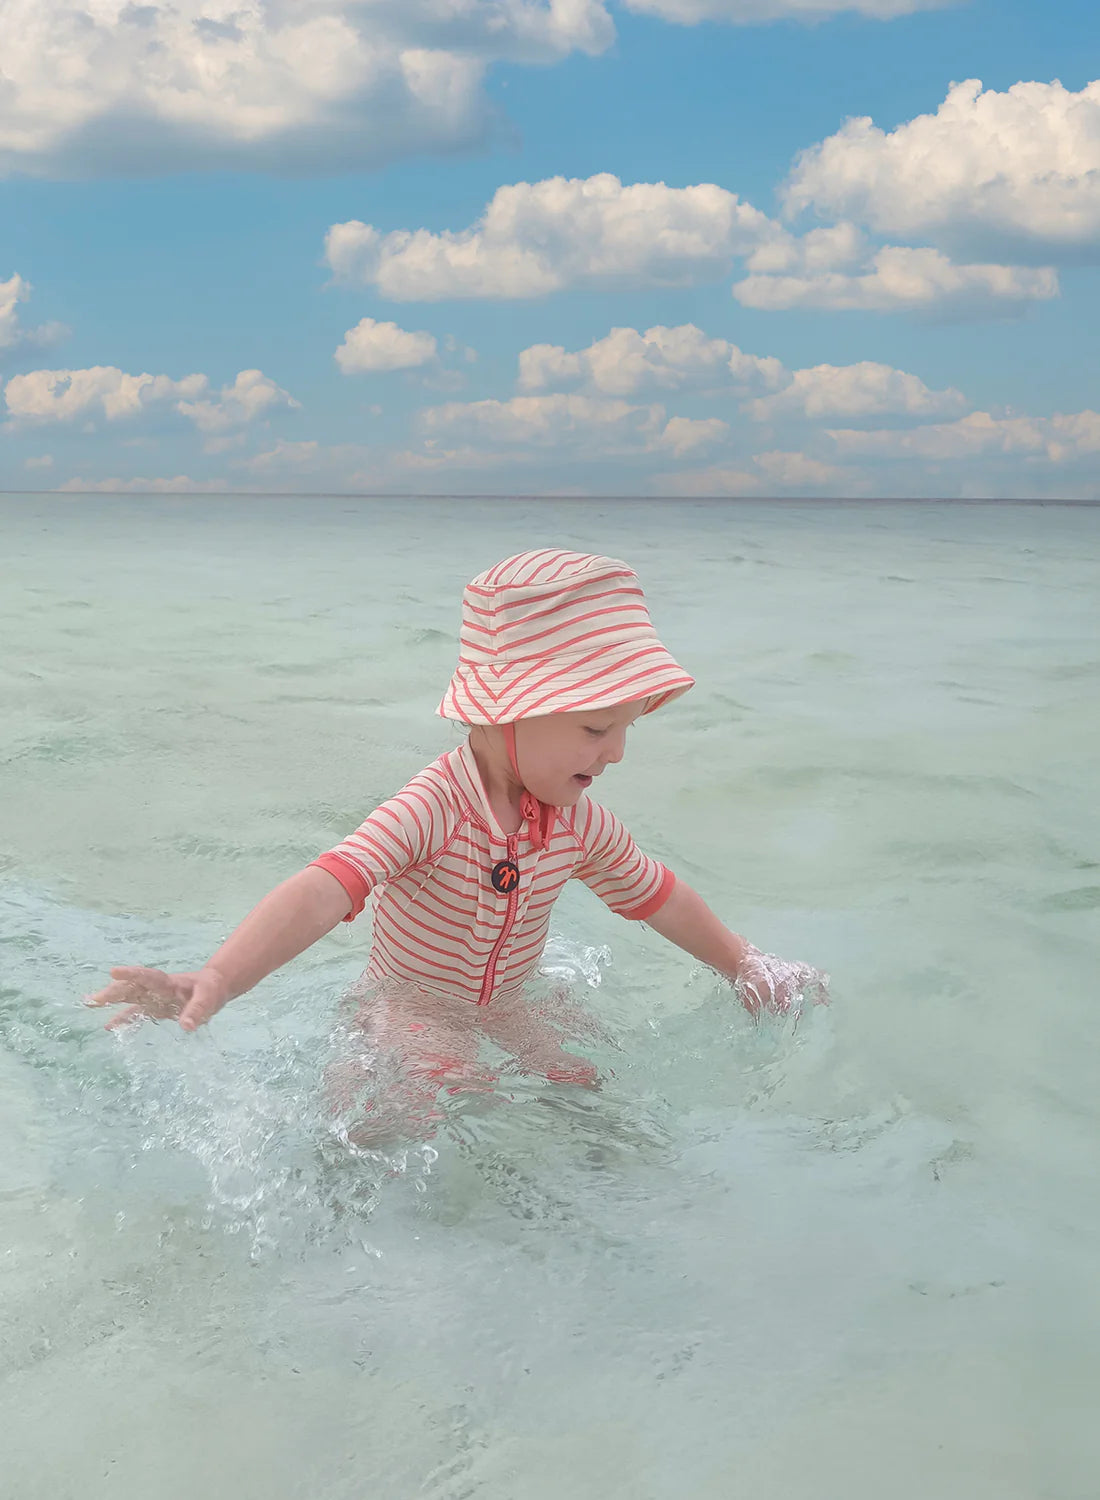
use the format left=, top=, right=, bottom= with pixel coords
left=436, top=549, right=695, bottom=726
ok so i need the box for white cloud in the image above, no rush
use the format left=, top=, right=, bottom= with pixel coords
left=744, top=221, right=869, bottom=276
left=325, top=174, right=780, bottom=299
left=421, top=392, right=660, bottom=447
left=734, top=245, right=1058, bottom=318
left=24, top=453, right=54, bottom=469
left=655, top=449, right=857, bottom=494
left=622, top=0, right=945, bottom=21
left=56, top=475, right=230, bottom=493
left=747, top=361, right=966, bottom=421
left=6, top=366, right=205, bottom=423
left=0, top=0, right=951, bottom=181
left=784, top=78, right=1100, bottom=263
left=660, top=415, right=731, bottom=455
left=419, top=391, right=728, bottom=457
left=518, top=323, right=785, bottom=396
left=335, top=317, right=439, bottom=374
left=5, top=365, right=296, bottom=430
left=752, top=449, right=853, bottom=487
left=0, top=0, right=614, bottom=177
left=176, top=369, right=299, bottom=431
left=827, top=409, right=1100, bottom=463
left=517, top=322, right=967, bottom=422
left=0, top=273, right=68, bottom=355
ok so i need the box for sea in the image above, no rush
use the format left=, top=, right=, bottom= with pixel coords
left=1, top=494, right=1097, bottom=1499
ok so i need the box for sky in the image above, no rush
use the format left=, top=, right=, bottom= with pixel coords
left=1, top=0, right=1098, bottom=499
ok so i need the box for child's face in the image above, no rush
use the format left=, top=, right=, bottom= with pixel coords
left=516, top=696, right=650, bottom=806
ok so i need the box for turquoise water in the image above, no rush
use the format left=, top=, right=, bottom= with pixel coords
left=1, top=496, right=1097, bottom=1498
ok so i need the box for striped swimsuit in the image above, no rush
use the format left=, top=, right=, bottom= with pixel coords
left=309, top=738, right=674, bottom=1007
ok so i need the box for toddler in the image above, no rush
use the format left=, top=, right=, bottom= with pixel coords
left=86, top=550, right=827, bottom=1133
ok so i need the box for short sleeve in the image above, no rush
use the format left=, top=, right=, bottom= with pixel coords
left=571, top=798, right=676, bottom=921
left=307, top=776, right=448, bottom=922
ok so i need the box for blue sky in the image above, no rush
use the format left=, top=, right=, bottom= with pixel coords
left=2, top=0, right=1098, bottom=498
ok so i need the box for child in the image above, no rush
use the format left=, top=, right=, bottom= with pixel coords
left=86, top=550, right=827, bottom=1129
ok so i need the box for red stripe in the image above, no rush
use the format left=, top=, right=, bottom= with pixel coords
left=460, top=581, right=642, bottom=637
left=376, top=901, right=488, bottom=966
left=470, top=605, right=651, bottom=662
left=494, top=646, right=679, bottom=719
left=374, top=910, right=482, bottom=978
left=620, top=866, right=676, bottom=920
left=314, top=737, right=673, bottom=1005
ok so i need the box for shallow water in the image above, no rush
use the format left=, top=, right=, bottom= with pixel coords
left=1, top=496, right=1098, bottom=1499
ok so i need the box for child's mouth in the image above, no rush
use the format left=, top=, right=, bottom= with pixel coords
left=573, top=774, right=592, bottom=787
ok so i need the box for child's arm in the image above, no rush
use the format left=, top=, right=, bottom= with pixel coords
left=644, top=877, right=828, bottom=1016
left=196, top=865, right=354, bottom=1014
left=85, top=865, right=353, bottom=1031
left=644, top=877, right=748, bottom=974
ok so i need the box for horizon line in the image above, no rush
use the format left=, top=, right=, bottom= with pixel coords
left=3, top=490, right=1099, bottom=507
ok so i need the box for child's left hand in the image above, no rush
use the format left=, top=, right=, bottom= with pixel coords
left=734, top=942, right=830, bottom=1018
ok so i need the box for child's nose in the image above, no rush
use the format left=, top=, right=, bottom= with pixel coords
left=600, top=733, right=627, bottom=766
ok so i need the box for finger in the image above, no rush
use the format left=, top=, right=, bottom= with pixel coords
left=85, top=985, right=142, bottom=1008
left=105, top=1006, right=146, bottom=1032
left=85, top=968, right=162, bottom=1004
left=179, top=985, right=223, bottom=1032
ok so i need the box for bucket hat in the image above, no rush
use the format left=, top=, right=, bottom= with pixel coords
left=436, top=549, right=694, bottom=727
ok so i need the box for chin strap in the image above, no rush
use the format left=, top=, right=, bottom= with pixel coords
left=502, top=721, right=555, bottom=852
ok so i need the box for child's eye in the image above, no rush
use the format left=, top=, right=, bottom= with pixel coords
left=584, top=726, right=607, bottom=737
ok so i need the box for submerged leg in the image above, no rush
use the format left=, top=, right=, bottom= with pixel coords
left=324, top=985, right=498, bottom=1147
left=480, top=990, right=602, bottom=1088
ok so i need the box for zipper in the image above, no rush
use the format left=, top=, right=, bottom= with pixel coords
left=478, top=831, right=519, bottom=1006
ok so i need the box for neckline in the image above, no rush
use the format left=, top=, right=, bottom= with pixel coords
left=455, top=738, right=521, bottom=842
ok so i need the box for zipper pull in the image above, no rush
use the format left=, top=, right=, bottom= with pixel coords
left=490, top=833, right=521, bottom=896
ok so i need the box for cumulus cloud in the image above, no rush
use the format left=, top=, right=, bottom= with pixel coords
left=826, top=409, right=1100, bottom=463
left=622, top=0, right=945, bottom=21
left=419, top=391, right=728, bottom=456
left=6, top=366, right=205, bottom=423
left=325, top=174, right=780, bottom=299
left=335, top=317, right=439, bottom=374
left=0, top=0, right=952, bottom=181
left=518, top=323, right=785, bottom=396
left=784, top=78, right=1100, bottom=263
left=4, top=365, right=296, bottom=429
left=0, top=0, right=614, bottom=177
left=659, top=415, right=732, bottom=456
left=0, top=274, right=68, bottom=355
left=518, top=322, right=967, bottom=421
left=176, top=369, right=299, bottom=431
left=747, top=361, right=966, bottom=421
left=734, top=245, right=1058, bottom=318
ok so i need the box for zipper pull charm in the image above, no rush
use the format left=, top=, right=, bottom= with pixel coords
left=491, top=835, right=520, bottom=895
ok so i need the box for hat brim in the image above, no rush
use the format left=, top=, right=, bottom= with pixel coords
left=436, top=640, right=695, bottom=726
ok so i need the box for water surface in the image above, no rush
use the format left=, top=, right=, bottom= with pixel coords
left=1, top=496, right=1097, bottom=1499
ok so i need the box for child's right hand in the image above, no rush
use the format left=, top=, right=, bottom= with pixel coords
left=735, top=943, right=830, bottom=1018
left=83, top=966, right=232, bottom=1032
